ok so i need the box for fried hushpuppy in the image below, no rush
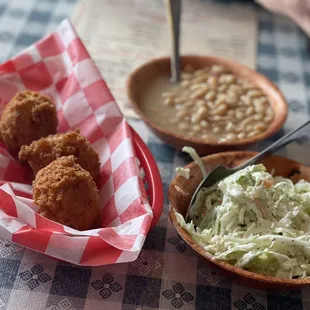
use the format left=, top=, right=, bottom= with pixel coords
left=19, top=131, right=100, bottom=181
left=33, top=156, right=100, bottom=231
left=0, top=91, right=58, bottom=153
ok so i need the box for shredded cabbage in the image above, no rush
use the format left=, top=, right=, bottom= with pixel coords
left=182, top=146, right=207, bottom=178
left=176, top=164, right=310, bottom=279
left=176, top=167, right=190, bottom=180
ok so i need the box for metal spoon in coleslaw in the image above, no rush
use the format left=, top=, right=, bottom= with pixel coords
left=175, top=147, right=310, bottom=279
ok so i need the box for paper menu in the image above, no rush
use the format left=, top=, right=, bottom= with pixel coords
left=72, top=0, right=258, bottom=118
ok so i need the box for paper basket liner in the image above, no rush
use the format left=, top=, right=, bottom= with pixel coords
left=0, top=20, right=153, bottom=266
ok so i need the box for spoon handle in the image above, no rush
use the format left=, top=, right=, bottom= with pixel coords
left=165, top=0, right=182, bottom=83
left=238, top=119, right=310, bottom=170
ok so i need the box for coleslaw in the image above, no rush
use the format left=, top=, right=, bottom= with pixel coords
left=175, top=160, right=310, bottom=279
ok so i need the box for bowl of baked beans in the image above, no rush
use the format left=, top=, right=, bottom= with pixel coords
left=127, top=55, right=288, bottom=155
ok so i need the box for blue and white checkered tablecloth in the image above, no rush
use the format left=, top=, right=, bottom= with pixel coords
left=0, top=0, right=310, bottom=309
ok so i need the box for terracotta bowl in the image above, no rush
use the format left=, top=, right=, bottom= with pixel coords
left=127, top=56, right=288, bottom=155
left=168, top=151, right=310, bottom=288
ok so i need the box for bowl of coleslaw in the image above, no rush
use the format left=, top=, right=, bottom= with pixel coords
left=168, top=149, right=310, bottom=287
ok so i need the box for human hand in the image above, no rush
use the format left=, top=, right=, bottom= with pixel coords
left=256, top=0, right=310, bottom=36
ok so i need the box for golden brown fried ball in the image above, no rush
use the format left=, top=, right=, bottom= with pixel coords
left=33, top=156, right=101, bottom=231
left=19, top=131, right=100, bottom=181
left=0, top=91, right=58, bottom=153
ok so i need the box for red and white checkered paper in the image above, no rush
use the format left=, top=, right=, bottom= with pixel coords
left=0, top=20, right=153, bottom=266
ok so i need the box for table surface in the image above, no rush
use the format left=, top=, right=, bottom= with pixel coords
left=0, top=0, right=310, bottom=309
